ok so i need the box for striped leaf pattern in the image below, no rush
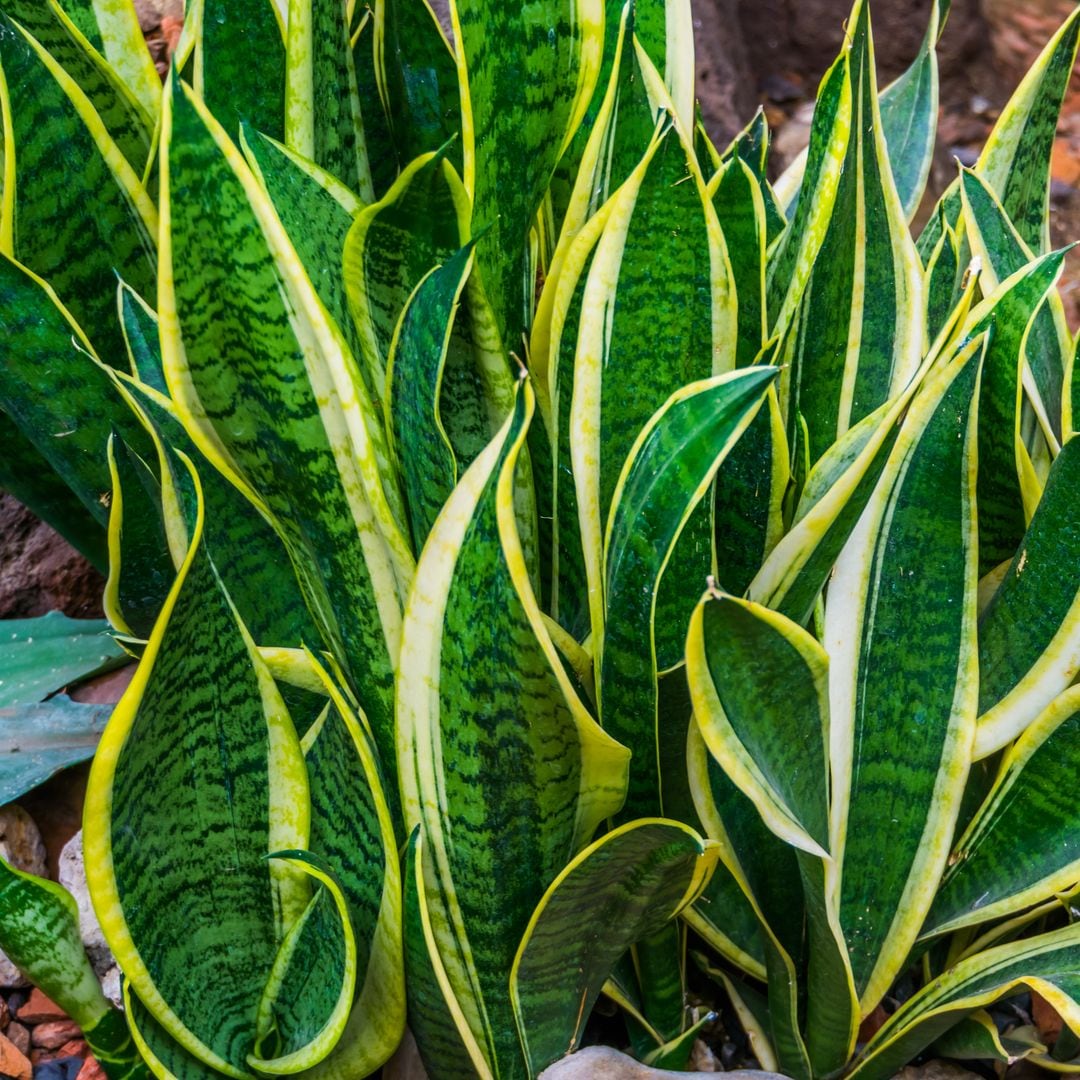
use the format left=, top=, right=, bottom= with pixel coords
left=510, top=821, right=717, bottom=1076
left=7, top=0, right=1080, bottom=1076
left=397, top=380, right=629, bottom=1078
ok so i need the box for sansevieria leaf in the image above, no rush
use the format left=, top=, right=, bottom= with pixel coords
left=193, top=0, right=286, bottom=140
left=159, top=76, right=411, bottom=777
left=510, top=820, right=718, bottom=1077
left=847, top=925, right=1080, bottom=1080
left=974, top=434, right=1080, bottom=758
left=826, top=330, right=983, bottom=1008
left=52, top=0, right=160, bottom=119
left=0, top=861, right=148, bottom=1080
left=453, top=0, right=602, bottom=349
left=780, top=0, right=923, bottom=465
left=84, top=459, right=312, bottom=1077
left=284, top=0, right=373, bottom=199
left=688, top=591, right=858, bottom=1075
left=600, top=368, right=777, bottom=818
left=0, top=11, right=156, bottom=362
left=397, top=379, right=629, bottom=1079
left=926, top=685, right=1080, bottom=937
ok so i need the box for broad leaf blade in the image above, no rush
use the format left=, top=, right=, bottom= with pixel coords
left=826, top=336, right=983, bottom=1007
left=83, top=463, right=311, bottom=1077
left=0, top=611, right=124, bottom=707
left=510, top=820, right=717, bottom=1077
left=927, top=686, right=1080, bottom=937
left=0, top=13, right=156, bottom=362
left=160, top=78, right=410, bottom=779
left=847, top=925, right=1080, bottom=1080
left=975, top=435, right=1080, bottom=758
left=600, top=368, right=776, bottom=818
left=397, top=380, right=629, bottom=1076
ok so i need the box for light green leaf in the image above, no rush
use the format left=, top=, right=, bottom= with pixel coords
left=160, top=77, right=411, bottom=778
left=194, top=0, right=285, bottom=140
left=0, top=12, right=156, bottom=362
left=0, top=697, right=112, bottom=807
left=0, top=611, right=125, bottom=707
left=454, top=0, right=603, bottom=349
left=878, top=0, right=943, bottom=221
left=54, top=0, right=161, bottom=119
left=926, top=685, right=1080, bottom=937
left=285, top=0, right=372, bottom=199
left=847, top=925, right=1080, bottom=1080
left=83, top=460, right=311, bottom=1078
left=779, top=0, right=924, bottom=464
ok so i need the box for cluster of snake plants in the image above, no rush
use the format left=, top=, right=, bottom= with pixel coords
left=1, top=0, right=1080, bottom=1076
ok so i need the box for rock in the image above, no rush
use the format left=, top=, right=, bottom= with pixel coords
left=893, top=1062, right=983, bottom=1080
left=538, top=1046, right=793, bottom=1079
left=58, top=833, right=115, bottom=982
left=32, top=1021, right=83, bottom=1051
left=56, top=1041, right=89, bottom=1061
left=99, top=968, right=122, bottom=1011
left=0, top=807, right=48, bottom=879
left=0, top=1029, right=32, bottom=1080
left=688, top=1040, right=718, bottom=1071
left=0, top=957, right=31, bottom=991
left=75, top=1056, right=107, bottom=1080
left=0, top=995, right=10, bottom=1030
left=0, top=807, right=48, bottom=988
left=6, top=1021, right=31, bottom=1056
left=0, top=497, right=104, bottom=621
left=31, top=1056, right=83, bottom=1080
left=17, top=989, right=67, bottom=1025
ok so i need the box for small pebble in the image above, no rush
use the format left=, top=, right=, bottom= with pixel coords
left=75, top=1057, right=106, bottom=1080
left=7, top=1021, right=31, bottom=1056
left=18, top=989, right=68, bottom=1025
left=32, top=1055, right=82, bottom=1080
left=0, top=1029, right=32, bottom=1080
left=33, top=1021, right=83, bottom=1051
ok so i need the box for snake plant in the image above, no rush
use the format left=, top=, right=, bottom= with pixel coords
left=0, top=0, right=1079, bottom=1077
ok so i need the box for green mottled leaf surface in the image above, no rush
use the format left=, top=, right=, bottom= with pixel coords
left=511, top=821, right=714, bottom=1076
left=0, top=14, right=155, bottom=362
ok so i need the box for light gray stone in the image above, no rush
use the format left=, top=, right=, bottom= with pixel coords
left=0, top=806, right=47, bottom=988
left=58, top=831, right=116, bottom=986
left=539, top=1046, right=792, bottom=1080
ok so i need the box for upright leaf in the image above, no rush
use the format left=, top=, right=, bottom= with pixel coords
left=510, top=821, right=717, bottom=1076
left=195, top=0, right=286, bottom=140
left=376, top=0, right=461, bottom=170
left=83, top=464, right=311, bottom=1077
left=878, top=0, right=943, bottom=220
left=600, top=369, right=776, bottom=818
left=975, top=435, right=1080, bottom=758
left=397, top=380, right=629, bottom=1078
left=0, top=13, right=157, bottom=362
left=160, top=78, right=410, bottom=778
left=825, top=337, right=982, bottom=1007
left=781, top=0, right=924, bottom=464
left=927, top=686, right=1080, bottom=937
left=454, top=0, right=602, bottom=349
left=0, top=256, right=156, bottom=532
left=285, top=0, right=372, bottom=199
